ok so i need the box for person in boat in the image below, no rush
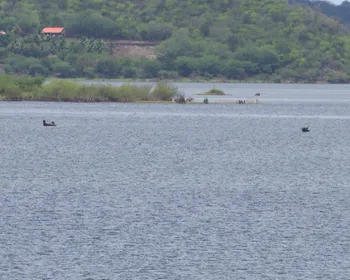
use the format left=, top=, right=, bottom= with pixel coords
left=43, top=120, right=56, bottom=126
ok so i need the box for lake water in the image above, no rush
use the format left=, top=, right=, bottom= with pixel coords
left=81, top=81, right=350, bottom=104
left=1, top=83, right=350, bottom=280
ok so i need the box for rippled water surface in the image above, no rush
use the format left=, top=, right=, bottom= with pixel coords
left=1, top=84, right=350, bottom=280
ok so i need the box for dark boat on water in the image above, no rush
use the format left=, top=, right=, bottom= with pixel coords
left=301, top=126, right=310, bottom=132
left=43, top=120, right=56, bottom=126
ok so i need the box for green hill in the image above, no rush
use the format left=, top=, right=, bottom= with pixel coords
left=1, top=0, right=350, bottom=83
left=289, top=0, right=350, bottom=26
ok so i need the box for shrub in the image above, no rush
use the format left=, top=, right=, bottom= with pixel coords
left=0, top=75, right=42, bottom=100
left=174, top=92, right=186, bottom=103
left=40, top=80, right=81, bottom=101
left=150, top=81, right=179, bottom=101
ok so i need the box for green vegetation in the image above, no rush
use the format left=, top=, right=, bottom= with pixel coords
left=292, top=0, right=350, bottom=26
left=0, top=75, right=178, bottom=102
left=199, top=89, right=225, bottom=95
left=1, top=0, right=350, bottom=82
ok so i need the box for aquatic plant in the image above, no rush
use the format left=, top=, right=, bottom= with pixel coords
left=0, top=75, right=44, bottom=100
left=199, top=88, right=225, bottom=95
left=0, top=75, right=180, bottom=102
left=150, top=81, right=179, bottom=101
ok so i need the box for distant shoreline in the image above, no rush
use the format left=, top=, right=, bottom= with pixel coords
left=56, top=77, right=334, bottom=85
left=1, top=75, right=348, bottom=104
left=0, top=100, right=259, bottom=104
left=0, top=97, right=260, bottom=104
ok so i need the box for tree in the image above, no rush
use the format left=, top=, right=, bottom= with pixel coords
left=65, top=12, right=119, bottom=38
left=95, top=57, right=120, bottom=78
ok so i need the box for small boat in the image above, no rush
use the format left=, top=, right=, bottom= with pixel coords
left=43, top=120, right=56, bottom=126
left=301, top=126, right=309, bottom=132
left=255, top=93, right=261, bottom=96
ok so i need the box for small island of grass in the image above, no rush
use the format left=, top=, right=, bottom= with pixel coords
left=0, top=75, right=179, bottom=103
left=198, top=89, right=226, bottom=96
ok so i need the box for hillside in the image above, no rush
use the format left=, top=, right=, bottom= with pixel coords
left=1, top=0, right=350, bottom=82
left=289, top=0, right=350, bottom=25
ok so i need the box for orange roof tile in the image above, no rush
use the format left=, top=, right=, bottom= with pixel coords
left=41, top=27, right=64, bottom=34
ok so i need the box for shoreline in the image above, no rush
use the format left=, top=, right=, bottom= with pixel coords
left=1, top=77, right=262, bottom=104
left=48, top=77, right=339, bottom=85
left=2, top=75, right=346, bottom=105
left=0, top=98, right=260, bottom=104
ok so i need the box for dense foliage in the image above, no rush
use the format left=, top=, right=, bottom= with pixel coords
left=290, top=0, right=350, bottom=26
left=1, top=0, right=350, bottom=82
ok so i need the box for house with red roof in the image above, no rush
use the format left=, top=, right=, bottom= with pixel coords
left=41, top=27, right=65, bottom=39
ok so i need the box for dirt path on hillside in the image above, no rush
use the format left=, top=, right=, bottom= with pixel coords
left=107, top=40, right=158, bottom=59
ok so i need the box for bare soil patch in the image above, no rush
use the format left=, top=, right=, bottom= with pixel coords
left=110, top=44, right=156, bottom=59
left=66, top=38, right=158, bottom=59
